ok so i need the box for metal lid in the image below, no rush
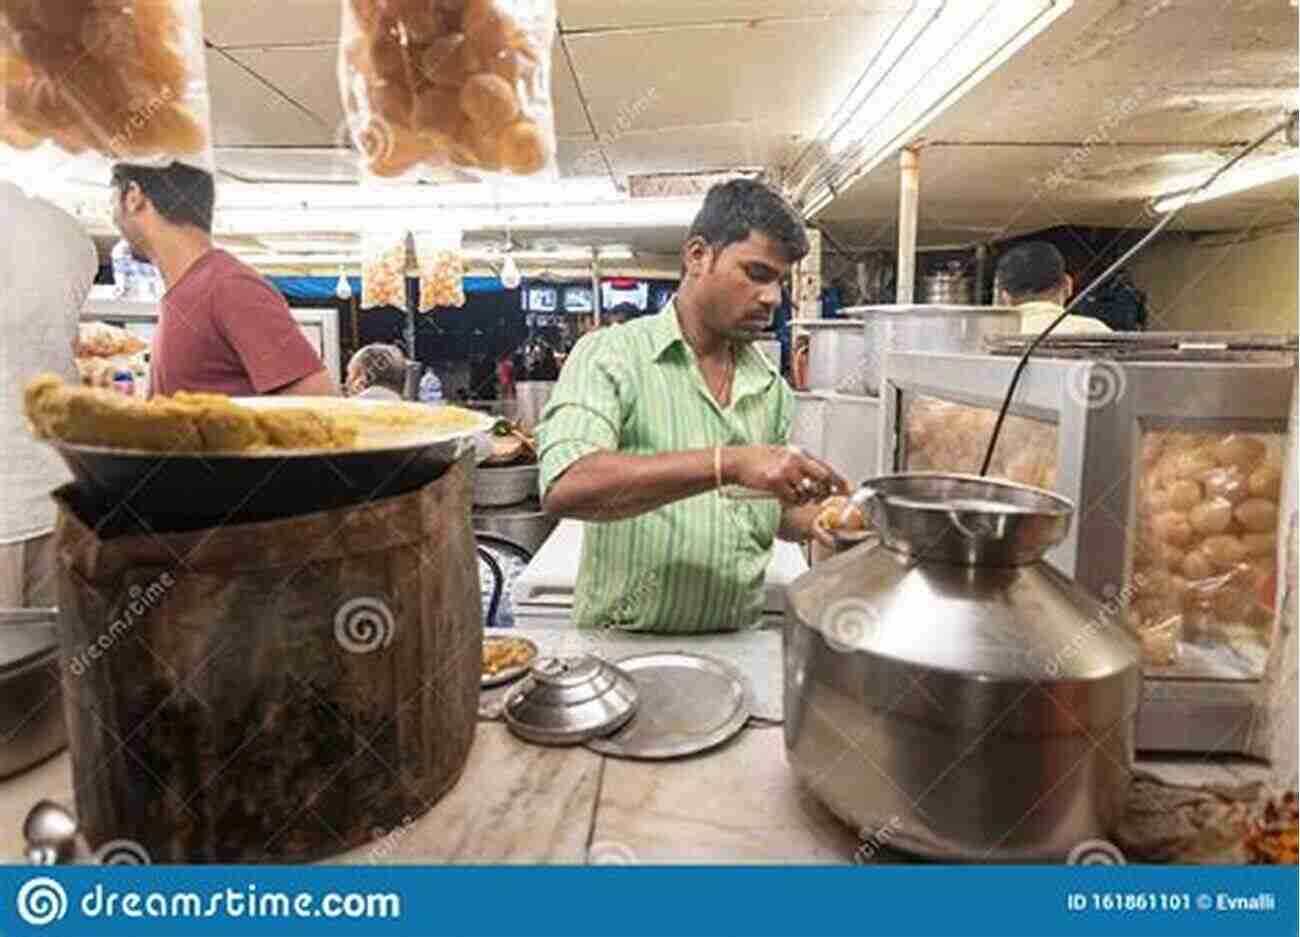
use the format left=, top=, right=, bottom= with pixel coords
left=839, top=304, right=1020, bottom=318
left=503, top=655, right=638, bottom=745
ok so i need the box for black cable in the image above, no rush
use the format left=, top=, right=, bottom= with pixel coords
left=977, top=112, right=1295, bottom=476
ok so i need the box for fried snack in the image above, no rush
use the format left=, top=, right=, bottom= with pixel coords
left=77, top=322, right=147, bottom=358
left=1244, top=792, right=1298, bottom=865
left=816, top=495, right=866, bottom=534
left=340, top=0, right=553, bottom=178
left=0, top=0, right=207, bottom=160
left=483, top=636, right=535, bottom=677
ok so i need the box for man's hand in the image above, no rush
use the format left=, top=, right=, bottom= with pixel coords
left=725, top=445, right=847, bottom=506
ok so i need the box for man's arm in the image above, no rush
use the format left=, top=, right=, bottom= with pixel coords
left=543, top=446, right=837, bottom=520
left=269, top=368, right=338, bottom=397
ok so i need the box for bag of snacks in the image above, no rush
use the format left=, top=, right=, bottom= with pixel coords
left=0, top=0, right=213, bottom=174
left=414, top=229, right=465, bottom=310
left=337, top=0, right=557, bottom=180
left=361, top=230, right=410, bottom=309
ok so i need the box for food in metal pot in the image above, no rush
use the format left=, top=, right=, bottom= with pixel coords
left=483, top=635, right=537, bottom=678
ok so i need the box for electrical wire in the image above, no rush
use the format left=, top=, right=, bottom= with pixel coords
left=977, top=112, right=1296, bottom=476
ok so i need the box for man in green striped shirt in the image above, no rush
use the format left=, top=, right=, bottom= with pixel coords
left=537, top=180, right=846, bottom=633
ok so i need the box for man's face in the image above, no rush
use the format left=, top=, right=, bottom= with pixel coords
left=110, top=183, right=151, bottom=262
left=687, top=231, right=791, bottom=341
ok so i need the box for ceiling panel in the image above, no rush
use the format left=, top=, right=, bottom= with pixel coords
left=225, top=45, right=345, bottom=133
left=557, top=0, right=913, bottom=31
left=215, top=147, right=360, bottom=183
left=818, top=143, right=1299, bottom=247
left=602, top=123, right=791, bottom=180
left=205, top=49, right=336, bottom=147
left=565, top=13, right=903, bottom=143
left=203, top=0, right=341, bottom=48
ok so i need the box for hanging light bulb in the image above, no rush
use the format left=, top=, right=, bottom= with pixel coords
left=334, top=267, right=353, bottom=301
left=500, top=253, right=522, bottom=290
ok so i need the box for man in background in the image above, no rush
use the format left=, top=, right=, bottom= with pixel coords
left=0, top=182, right=97, bottom=608
left=110, top=162, right=336, bottom=397
left=995, top=241, right=1113, bottom=335
left=346, top=344, right=406, bottom=401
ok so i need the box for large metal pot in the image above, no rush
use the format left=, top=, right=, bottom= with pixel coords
left=473, top=463, right=539, bottom=507
left=784, top=473, right=1140, bottom=861
left=472, top=498, right=557, bottom=556
left=514, top=381, right=555, bottom=431
left=791, top=393, right=880, bottom=484
left=843, top=305, right=1020, bottom=396
left=920, top=265, right=973, bottom=305
left=795, top=320, right=871, bottom=396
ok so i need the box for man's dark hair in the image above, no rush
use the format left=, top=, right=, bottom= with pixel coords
left=995, top=241, right=1067, bottom=300
left=111, top=162, right=215, bottom=232
left=687, top=178, right=809, bottom=265
left=606, top=302, right=638, bottom=322
left=349, top=343, right=407, bottom=393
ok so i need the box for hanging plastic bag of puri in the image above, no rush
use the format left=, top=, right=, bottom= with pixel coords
left=361, top=229, right=410, bottom=309
left=0, top=0, right=214, bottom=185
left=338, top=0, right=557, bottom=181
left=414, top=228, right=465, bottom=310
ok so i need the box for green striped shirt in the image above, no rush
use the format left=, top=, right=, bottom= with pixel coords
left=537, top=300, right=792, bottom=633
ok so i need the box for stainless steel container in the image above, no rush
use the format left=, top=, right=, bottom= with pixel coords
left=754, top=339, right=782, bottom=371
left=921, top=266, right=973, bottom=305
left=790, top=392, right=828, bottom=460
left=0, top=611, right=65, bottom=779
left=514, top=381, right=556, bottom=431
left=472, top=498, right=558, bottom=556
left=473, top=463, right=539, bottom=508
left=796, top=320, right=872, bottom=396
left=843, top=305, right=1020, bottom=396
left=823, top=393, right=880, bottom=484
left=784, top=474, right=1140, bottom=861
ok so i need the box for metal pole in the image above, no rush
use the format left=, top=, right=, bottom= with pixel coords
left=896, top=147, right=920, bottom=304
left=974, top=242, right=990, bottom=305
left=591, top=251, right=601, bottom=327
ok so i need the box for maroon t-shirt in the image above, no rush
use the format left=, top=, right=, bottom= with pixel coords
left=150, top=249, right=325, bottom=397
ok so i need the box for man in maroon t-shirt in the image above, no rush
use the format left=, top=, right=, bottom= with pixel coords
left=110, top=162, right=336, bottom=398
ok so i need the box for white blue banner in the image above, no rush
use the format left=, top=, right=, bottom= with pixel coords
left=0, top=866, right=1294, bottom=936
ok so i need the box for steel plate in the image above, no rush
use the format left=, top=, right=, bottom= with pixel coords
left=585, top=652, right=752, bottom=760
left=481, top=636, right=539, bottom=688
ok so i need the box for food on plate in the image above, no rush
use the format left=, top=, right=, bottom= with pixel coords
left=361, top=235, right=407, bottom=309
left=482, top=635, right=536, bottom=677
left=481, top=418, right=536, bottom=465
left=340, top=0, right=553, bottom=177
left=24, top=375, right=485, bottom=453
left=0, top=0, right=207, bottom=159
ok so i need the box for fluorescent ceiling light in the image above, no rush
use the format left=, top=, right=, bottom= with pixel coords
left=216, top=177, right=619, bottom=211
left=1152, top=150, right=1300, bottom=213
left=212, top=198, right=701, bottom=236
left=787, top=0, right=1072, bottom=217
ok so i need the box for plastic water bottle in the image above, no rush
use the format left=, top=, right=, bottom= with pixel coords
left=418, top=369, right=444, bottom=404
left=111, top=239, right=133, bottom=299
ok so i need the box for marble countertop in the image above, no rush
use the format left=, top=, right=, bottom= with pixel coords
left=0, top=626, right=1276, bottom=866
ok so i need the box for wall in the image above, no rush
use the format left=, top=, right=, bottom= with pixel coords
left=1127, top=224, right=1299, bottom=332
